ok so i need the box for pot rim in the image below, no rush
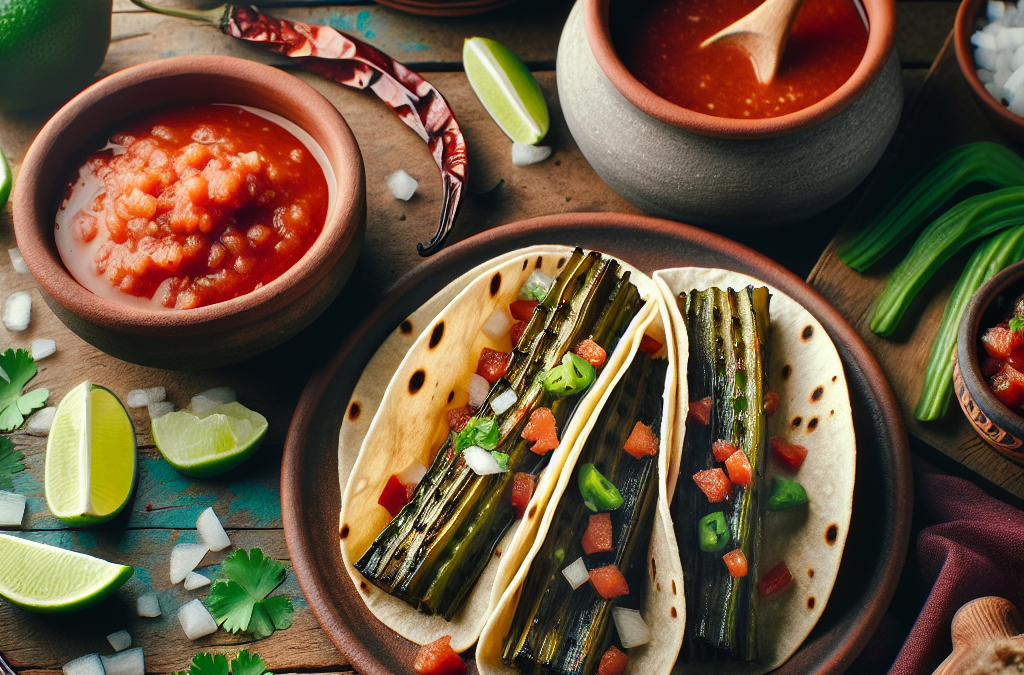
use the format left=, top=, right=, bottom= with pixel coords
left=583, top=0, right=898, bottom=140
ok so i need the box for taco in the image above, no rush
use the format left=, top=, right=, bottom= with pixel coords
left=339, top=246, right=660, bottom=651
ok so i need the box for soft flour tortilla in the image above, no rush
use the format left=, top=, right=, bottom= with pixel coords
left=339, top=246, right=658, bottom=652
left=477, top=287, right=686, bottom=675
left=654, top=268, right=856, bottom=674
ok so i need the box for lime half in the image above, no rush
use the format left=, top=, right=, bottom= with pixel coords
left=463, top=37, right=549, bottom=145
left=45, top=382, right=136, bottom=526
left=0, top=534, right=133, bottom=613
left=152, top=401, right=267, bottom=477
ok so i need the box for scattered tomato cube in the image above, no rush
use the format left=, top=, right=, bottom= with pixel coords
left=991, top=362, right=1024, bottom=410
left=597, top=646, right=628, bottom=675
left=693, top=468, right=733, bottom=503
left=574, top=339, right=607, bottom=368
left=758, top=560, right=794, bottom=597
left=982, top=357, right=1002, bottom=377
left=770, top=437, right=808, bottom=471
left=622, top=421, right=658, bottom=458
left=581, top=512, right=613, bottom=555
left=378, top=474, right=410, bottom=517
left=982, top=326, right=1020, bottom=360
left=589, top=564, right=630, bottom=599
left=1010, top=350, right=1024, bottom=372
left=510, top=320, right=527, bottom=346
left=476, top=347, right=510, bottom=383
left=723, top=549, right=748, bottom=577
left=724, top=450, right=752, bottom=487
left=445, top=405, right=473, bottom=433
left=511, top=472, right=535, bottom=520
left=712, top=439, right=738, bottom=462
left=639, top=334, right=663, bottom=356
left=522, top=407, right=559, bottom=454
left=688, top=396, right=712, bottom=425
left=413, top=636, right=467, bottom=675
left=509, top=299, right=539, bottom=321
left=764, top=390, right=780, bottom=416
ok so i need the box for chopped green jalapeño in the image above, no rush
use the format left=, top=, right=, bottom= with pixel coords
left=578, top=463, right=623, bottom=512
left=766, top=477, right=809, bottom=511
left=538, top=353, right=596, bottom=396
left=697, top=511, right=730, bottom=552
left=455, top=416, right=499, bottom=454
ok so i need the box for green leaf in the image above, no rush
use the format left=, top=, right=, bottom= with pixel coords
left=230, top=652, right=268, bottom=675
left=17, top=388, right=48, bottom=416
left=204, top=548, right=293, bottom=639
left=0, top=436, right=25, bottom=491
left=1012, top=315, right=1024, bottom=334
left=188, top=654, right=229, bottom=675
left=174, top=651, right=268, bottom=675
left=261, top=595, right=293, bottom=630
left=0, top=349, right=37, bottom=432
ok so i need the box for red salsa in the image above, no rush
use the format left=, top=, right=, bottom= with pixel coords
left=981, top=294, right=1024, bottom=411
left=614, top=0, right=868, bottom=119
left=56, top=103, right=330, bottom=309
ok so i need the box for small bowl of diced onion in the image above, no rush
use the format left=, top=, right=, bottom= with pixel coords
left=956, top=0, right=1024, bottom=141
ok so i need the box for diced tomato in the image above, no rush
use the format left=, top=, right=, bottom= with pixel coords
left=378, top=474, right=410, bottom=517
left=688, top=396, right=712, bottom=425
left=723, top=549, right=748, bottom=577
left=413, top=636, right=467, bottom=675
left=991, top=362, right=1024, bottom=409
left=476, top=347, right=510, bottom=383
left=509, top=299, right=538, bottom=321
left=693, top=468, right=733, bottom=503
left=982, top=326, right=1022, bottom=360
left=510, top=472, right=535, bottom=520
left=589, top=565, right=630, bottom=599
left=1009, top=350, right=1024, bottom=372
left=770, top=437, right=808, bottom=471
left=758, top=560, right=794, bottom=597
left=510, top=320, right=527, bottom=346
left=445, top=405, right=473, bottom=433
left=581, top=512, right=613, bottom=555
left=522, top=407, right=559, bottom=454
left=764, top=390, right=781, bottom=416
left=639, top=334, right=663, bottom=356
left=597, top=646, right=628, bottom=675
left=725, top=450, right=752, bottom=487
left=574, top=339, right=607, bottom=368
left=712, top=439, right=738, bottom=462
left=622, top=421, right=658, bottom=458
left=982, top=356, right=1002, bottom=377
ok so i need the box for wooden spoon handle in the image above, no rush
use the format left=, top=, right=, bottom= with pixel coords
left=951, top=596, right=1024, bottom=646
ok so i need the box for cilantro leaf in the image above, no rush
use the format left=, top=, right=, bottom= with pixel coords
left=230, top=652, right=268, bottom=675
left=204, top=548, right=293, bottom=639
left=0, top=349, right=47, bottom=432
left=0, top=436, right=24, bottom=490
left=184, top=654, right=229, bottom=675
left=1012, top=315, right=1024, bottom=334
left=173, top=651, right=267, bottom=675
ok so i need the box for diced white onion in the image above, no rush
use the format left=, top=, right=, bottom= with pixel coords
left=519, top=270, right=554, bottom=301
left=106, top=630, right=132, bottom=652
left=386, top=169, right=418, bottom=200
left=26, top=407, right=56, bottom=436
left=3, top=291, right=31, bottom=332
left=612, top=607, right=652, bottom=648
left=511, top=142, right=553, bottom=166
left=189, top=395, right=219, bottom=416
left=178, top=599, right=218, bottom=640
left=148, top=401, right=174, bottom=419
left=126, top=389, right=149, bottom=409
left=31, top=339, right=56, bottom=361
left=169, top=543, right=209, bottom=584
left=468, top=373, right=489, bottom=410
left=197, top=387, right=236, bottom=404
left=974, top=30, right=999, bottom=50
left=0, top=490, right=27, bottom=527
left=490, top=388, right=518, bottom=415
left=397, top=461, right=427, bottom=487
left=146, top=387, right=167, bottom=403
left=561, top=557, right=589, bottom=589
left=991, top=0, right=1008, bottom=21
left=101, top=648, right=144, bottom=675
left=63, top=654, right=103, bottom=675
left=463, top=445, right=504, bottom=475
left=196, top=506, right=231, bottom=552
left=8, top=248, right=28, bottom=275
left=136, top=593, right=161, bottom=618
left=482, top=308, right=513, bottom=340
left=184, top=572, right=211, bottom=591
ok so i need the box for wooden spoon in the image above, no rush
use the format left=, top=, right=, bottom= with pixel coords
left=932, top=597, right=1024, bottom=674
left=700, top=0, right=805, bottom=85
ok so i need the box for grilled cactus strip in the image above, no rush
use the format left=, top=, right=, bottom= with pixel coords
left=677, top=286, right=770, bottom=662
left=503, top=353, right=666, bottom=675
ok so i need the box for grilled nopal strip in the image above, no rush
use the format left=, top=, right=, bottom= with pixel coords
left=677, top=286, right=769, bottom=662
left=355, top=249, right=643, bottom=620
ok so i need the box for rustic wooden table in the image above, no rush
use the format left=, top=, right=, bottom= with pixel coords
left=0, top=1, right=975, bottom=674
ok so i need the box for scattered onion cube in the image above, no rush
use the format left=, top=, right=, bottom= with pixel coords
left=8, top=248, right=28, bottom=275
left=148, top=401, right=174, bottom=419
left=197, top=387, right=236, bottom=404
left=189, top=395, right=219, bottom=416
left=386, top=169, right=418, bottom=200
left=3, top=291, right=31, bottom=332
left=463, top=445, right=504, bottom=475
left=136, top=593, right=161, bottom=618
left=26, top=407, right=56, bottom=436
left=511, top=142, right=552, bottom=166
left=196, top=506, right=231, bottom=552
left=468, top=373, right=490, bottom=410
left=183, top=572, right=211, bottom=591
left=31, top=339, right=56, bottom=361
left=63, top=654, right=103, bottom=675
left=0, top=490, right=27, bottom=527
left=101, top=648, right=144, bottom=675
left=126, top=389, right=150, bottom=409
left=146, top=387, right=167, bottom=404
left=178, top=598, right=218, bottom=640
left=482, top=308, right=513, bottom=340
left=490, top=388, right=518, bottom=415
left=612, top=607, right=652, bottom=648
left=106, top=630, right=132, bottom=652
left=397, top=460, right=427, bottom=488
left=561, top=556, right=589, bottom=589
left=169, top=542, right=209, bottom=584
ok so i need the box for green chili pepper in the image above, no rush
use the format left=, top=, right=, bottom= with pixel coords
left=538, top=352, right=596, bottom=396
left=838, top=143, right=1024, bottom=272
left=766, top=477, right=808, bottom=512
left=915, top=225, right=1024, bottom=421
left=697, top=511, right=730, bottom=552
left=578, top=463, right=622, bottom=512
left=455, top=416, right=499, bottom=453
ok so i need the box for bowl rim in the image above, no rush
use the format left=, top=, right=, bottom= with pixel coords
left=12, top=54, right=364, bottom=331
left=953, top=0, right=1024, bottom=131
left=582, top=0, right=898, bottom=140
left=956, top=259, right=1024, bottom=436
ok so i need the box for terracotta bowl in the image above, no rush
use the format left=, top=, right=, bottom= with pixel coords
left=12, top=55, right=366, bottom=370
left=373, top=0, right=516, bottom=16
left=955, top=0, right=1024, bottom=143
left=556, top=0, right=903, bottom=228
left=954, top=260, right=1024, bottom=464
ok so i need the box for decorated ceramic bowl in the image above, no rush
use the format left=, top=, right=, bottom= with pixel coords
left=556, top=0, right=903, bottom=228
left=374, top=0, right=516, bottom=16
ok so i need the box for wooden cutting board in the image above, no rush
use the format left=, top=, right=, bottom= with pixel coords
left=808, top=32, right=1024, bottom=501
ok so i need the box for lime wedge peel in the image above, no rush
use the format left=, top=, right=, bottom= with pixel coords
left=152, top=401, right=268, bottom=477
left=0, top=533, right=134, bottom=613
left=464, top=37, right=550, bottom=145
left=0, top=146, right=11, bottom=210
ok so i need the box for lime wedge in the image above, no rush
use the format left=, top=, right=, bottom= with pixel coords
left=0, top=533, right=133, bottom=613
left=463, top=37, right=550, bottom=144
left=45, top=382, right=136, bottom=526
left=152, top=401, right=267, bottom=477
left=0, top=146, right=10, bottom=209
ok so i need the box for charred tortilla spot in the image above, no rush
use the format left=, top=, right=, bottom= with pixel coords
left=830, top=409, right=835, bottom=416
left=528, top=505, right=537, bottom=518
left=522, top=259, right=529, bottom=271
left=807, top=568, right=814, bottom=578
left=807, top=596, right=816, bottom=610
left=447, top=390, right=455, bottom=403
left=671, top=607, right=677, bottom=618
left=360, top=581, right=368, bottom=593
left=792, top=416, right=802, bottom=428
left=558, top=257, right=566, bottom=268
left=832, top=375, right=838, bottom=382
left=409, top=369, right=426, bottom=394
left=672, top=579, right=677, bottom=594
left=826, top=523, right=838, bottom=544
left=811, top=386, right=824, bottom=402
left=807, top=417, right=819, bottom=431
left=340, top=524, right=349, bottom=539
left=495, top=549, right=502, bottom=557
left=650, top=557, right=657, bottom=581
left=802, top=325, right=814, bottom=341
left=656, top=583, right=662, bottom=592
left=348, top=402, right=361, bottom=420
left=400, top=320, right=413, bottom=335
left=429, top=321, right=445, bottom=349
left=535, top=257, right=543, bottom=269
left=490, top=272, right=502, bottom=296
left=782, top=364, right=791, bottom=379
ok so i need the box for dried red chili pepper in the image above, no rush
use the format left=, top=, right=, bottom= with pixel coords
left=131, top=1, right=467, bottom=257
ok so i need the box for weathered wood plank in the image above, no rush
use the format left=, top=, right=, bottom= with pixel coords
left=896, top=2, right=960, bottom=67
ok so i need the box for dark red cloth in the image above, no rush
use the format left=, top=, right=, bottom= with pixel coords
left=848, top=472, right=1024, bottom=674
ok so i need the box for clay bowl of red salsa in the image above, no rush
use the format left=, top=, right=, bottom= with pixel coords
left=12, top=55, right=365, bottom=370
left=955, top=260, right=1024, bottom=465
